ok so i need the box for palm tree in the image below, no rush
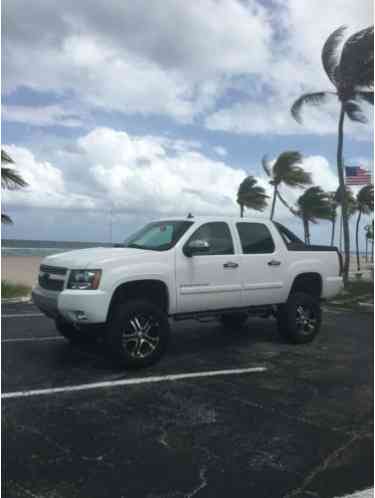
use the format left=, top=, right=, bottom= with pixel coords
left=1, top=149, right=28, bottom=224
left=262, top=151, right=312, bottom=220
left=328, top=192, right=339, bottom=246
left=335, top=185, right=357, bottom=250
left=237, top=176, right=269, bottom=217
left=296, top=187, right=332, bottom=244
left=291, top=25, right=374, bottom=285
left=355, top=184, right=374, bottom=271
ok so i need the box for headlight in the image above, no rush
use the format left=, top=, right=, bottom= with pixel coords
left=67, top=270, right=102, bottom=290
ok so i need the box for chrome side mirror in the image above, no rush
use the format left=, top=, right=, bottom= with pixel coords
left=184, top=239, right=211, bottom=257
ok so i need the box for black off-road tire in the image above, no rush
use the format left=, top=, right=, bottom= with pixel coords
left=55, top=317, right=102, bottom=344
left=277, top=292, right=322, bottom=344
left=107, top=299, right=170, bottom=369
left=220, top=312, right=248, bottom=330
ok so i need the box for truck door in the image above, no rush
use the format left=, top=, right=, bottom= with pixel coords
left=236, top=222, right=285, bottom=306
left=175, top=221, right=242, bottom=313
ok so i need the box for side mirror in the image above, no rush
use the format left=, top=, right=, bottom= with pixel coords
left=184, top=239, right=211, bottom=257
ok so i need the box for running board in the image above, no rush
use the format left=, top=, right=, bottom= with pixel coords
left=172, top=305, right=277, bottom=322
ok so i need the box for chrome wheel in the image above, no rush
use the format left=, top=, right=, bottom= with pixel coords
left=296, top=305, right=317, bottom=335
left=121, top=314, right=160, bottom=359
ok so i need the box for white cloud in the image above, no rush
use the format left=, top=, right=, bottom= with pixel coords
left=3, top=104, right=84, bottom=128
left=3, top=127, right=342, bottom=224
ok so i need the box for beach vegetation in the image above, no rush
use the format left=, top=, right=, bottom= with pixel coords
left=355, top=184, right=374, bottom=271
left=262, top=151, right=311, bottom=220
left=296, top=187, right=332, bottom=244
left=1, top=280, right=31, bottom=299
left=1, top=149, right=28, bottom=224
left=237, top=176, right=269, bottom=217
left=291, top=25, right=374, bottom=285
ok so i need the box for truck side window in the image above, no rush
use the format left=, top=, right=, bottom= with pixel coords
left=188, top=222, right=234, bottom=255
left=236, top=223, right=275, bottom=254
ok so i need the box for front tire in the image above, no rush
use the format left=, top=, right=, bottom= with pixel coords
left=277, top=292, right=321, bottom=344
left=107, top=299, right=170, bottom=369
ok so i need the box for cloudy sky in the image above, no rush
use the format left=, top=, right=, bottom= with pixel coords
left=2, top=0, right=374, bottom=246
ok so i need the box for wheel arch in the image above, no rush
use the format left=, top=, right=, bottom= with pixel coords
left=289, top=272, right=322, bottom=299
left=106, top=279, right=170, bottom=322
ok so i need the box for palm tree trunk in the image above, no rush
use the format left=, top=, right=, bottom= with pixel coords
left=365, top=235, right=368, bottom=263
left=270, top=186, right=277, bottom=220
left=356, top=210, right=362, bottom=272
left=330, top=219, right=336, bottom=246
left=302, top=217, right=310, bottom=244
left=240, top=203, right=244, bottom=218
left=337, top=105, right=350, bottom=286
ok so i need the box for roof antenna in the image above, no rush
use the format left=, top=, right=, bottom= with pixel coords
left=187, top=213, right=194, bottom=219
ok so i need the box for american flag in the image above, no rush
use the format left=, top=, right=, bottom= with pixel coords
left=345, top=166, right=372, bottom=185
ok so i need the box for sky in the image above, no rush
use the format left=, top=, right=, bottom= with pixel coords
left=2, top=0, right=374, bottom=248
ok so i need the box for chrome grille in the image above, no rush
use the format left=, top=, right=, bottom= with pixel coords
left=39, top=265, right=67, bottom=291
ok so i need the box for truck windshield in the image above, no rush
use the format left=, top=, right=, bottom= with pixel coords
left=124, top=221, right=193, bottom=251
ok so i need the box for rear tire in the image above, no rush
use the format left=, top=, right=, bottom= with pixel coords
left=107, top=299, right=170, bottom=369
left=220, top=312, right=248, bottom=329
left=55, top=318, right=101, bottom=344
left=277, top=292, right=321, bottom=344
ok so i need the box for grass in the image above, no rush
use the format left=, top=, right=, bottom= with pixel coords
left=2, top=280, right=31, bottom=299
left=327, top=280, right=373, bottom=310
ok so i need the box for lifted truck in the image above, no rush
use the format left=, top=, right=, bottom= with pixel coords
left=32, top=217, right=343, bottom=368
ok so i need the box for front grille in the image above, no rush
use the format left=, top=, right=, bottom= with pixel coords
left=39, top=265, right=67, bottom=291
left=40, top=265, right=67, bottom=276
left=38, top=276, right=65, bottom=291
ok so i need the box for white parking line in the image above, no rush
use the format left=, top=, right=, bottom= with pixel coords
left=2, top=366, right=267, bottom=399
left=335, top=488, right=373, bottom=498
left=2, top=336, right=63, bottom=343
left=2, top=313, right=44, bottom=318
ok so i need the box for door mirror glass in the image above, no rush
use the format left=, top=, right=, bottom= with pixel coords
left=184, top=239, right=211, bottom=257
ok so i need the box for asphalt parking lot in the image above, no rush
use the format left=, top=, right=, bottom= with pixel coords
left=2, top=303, right=373, bottom=498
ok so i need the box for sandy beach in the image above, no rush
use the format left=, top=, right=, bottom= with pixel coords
left=2, top=256, right=43, bottom=287
left=1, top=254, right=373, bottom=288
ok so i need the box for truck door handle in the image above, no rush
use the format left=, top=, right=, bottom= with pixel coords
left=223, top=262, right=239, bottom=269
left=268, top=260, right=281, bottom=266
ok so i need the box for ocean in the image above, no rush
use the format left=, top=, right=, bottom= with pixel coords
left=2, top=239, right=115, bottom=257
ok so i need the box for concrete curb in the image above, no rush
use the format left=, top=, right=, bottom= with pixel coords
left=2, top=296, right=32, bottom=304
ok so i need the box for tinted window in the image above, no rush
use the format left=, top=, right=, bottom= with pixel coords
left=237, top=223, right=275, bottom=254
left=188, top=222, right=234, bottom=255
left=124, top=221, right=193, bottom=251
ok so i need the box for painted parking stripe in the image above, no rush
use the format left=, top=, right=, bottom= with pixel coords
left=2, top=313, right=44, bottom=318
left=2, top=366, right=267, bottom=400
left=335, top=488, right=373, bottom=498
left=2, top=336, right=63, bottom=343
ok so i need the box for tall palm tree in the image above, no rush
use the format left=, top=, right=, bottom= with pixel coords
left=262, top=151, right=311, bottom=220
left=296, top=187, right=332, bottom=244
left=1, top=149, right=28, bottom=224
left=237, top=176, right=269, bottom=217
left=355, top=184, right=373, bottom=271
left=291, top=25, right=374, bottom=285
left=328, top=192, right=339, bottom=246
left=335, top=185, right=357, bottom=250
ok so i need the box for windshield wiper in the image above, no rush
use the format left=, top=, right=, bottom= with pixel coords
left=126, top=243, right=145, bottom=249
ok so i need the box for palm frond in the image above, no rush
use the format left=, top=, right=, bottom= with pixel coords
left=1, top=213, right=13, bottom=224
left=261, top=155, right=271, bottom=177
left=297, top=186, right=333, bottom=223
left=237, top=175, right=269, bottom=212
left=1, top=167, right=28, bottom=190
left=339, top=25, right=374, bottom=89
left=272, top=151, right=312, bottom=188
left=357, top=91, right=374, bottom=105
left=357, top=184, right=374, bottom=212
left=291, top=92, right=333, bottom=123
left=322, top=25, right=347, bottom=85
left=1, top=150, right=14, bottom=164
left=344, top=100, right=367, bottom=123
left=335, top=186, right=358, bottom=216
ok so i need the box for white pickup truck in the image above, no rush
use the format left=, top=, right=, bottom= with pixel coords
left=32, top=217, right=343, bottom=368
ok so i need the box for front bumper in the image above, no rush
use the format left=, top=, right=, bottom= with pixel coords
left=32, top=285, right=110, bottom=324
